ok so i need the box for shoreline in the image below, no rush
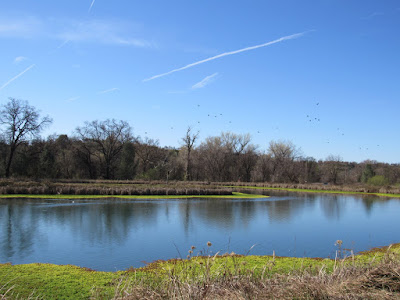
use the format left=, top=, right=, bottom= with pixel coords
left=0, top=192, right=267, bottom=199
left=225, top=185, right=400, bottom=198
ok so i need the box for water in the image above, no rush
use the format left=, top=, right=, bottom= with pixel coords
left=0, top=192, right=399, bottom=271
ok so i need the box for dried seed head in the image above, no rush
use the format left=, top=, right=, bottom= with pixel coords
left=191, top=246, right=196, bottom=250
left=335, top=240, right=343, bottom=246
left=207, top=241, right=212, bottom=247
left=188, top=250, right=193, bottom=254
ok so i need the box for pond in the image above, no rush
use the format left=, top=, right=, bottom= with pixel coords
left=0, top=192, right=399, bottom=271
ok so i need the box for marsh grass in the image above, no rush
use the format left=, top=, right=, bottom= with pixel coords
left=1, top=179, right=400, bottom=198
left=222, top=182, right=400, bottom=198
left=1, top=244, right=400, bottom=299
left=0, top=179, right=236, bottom=197
left=114, top=244, right=400, bottom=299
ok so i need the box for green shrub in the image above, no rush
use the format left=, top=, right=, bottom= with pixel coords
left=367, top=175, right=389, bottom=187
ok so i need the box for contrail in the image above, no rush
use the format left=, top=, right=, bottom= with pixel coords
left=89, top=0, right=95, bottom=12
left=192, top=72, right=218, bottom=89
left=98, top=87, right=119, bottom=94
left=0, top=64, right=36, bottom=91
left=143, top=31, right=309, bottom=82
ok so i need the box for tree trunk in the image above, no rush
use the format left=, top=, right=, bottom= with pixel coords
left=5, top=145, right=16, bottom=178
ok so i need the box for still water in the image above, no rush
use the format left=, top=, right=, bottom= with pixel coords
left=0, top=193, right=399, bottom=271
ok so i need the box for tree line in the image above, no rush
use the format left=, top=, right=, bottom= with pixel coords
left=0, top=98, right=399, bottom=185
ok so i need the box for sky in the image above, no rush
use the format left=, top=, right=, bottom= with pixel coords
left=0, top=0, right=399, bottom=163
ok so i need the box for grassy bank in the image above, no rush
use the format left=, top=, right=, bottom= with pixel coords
left=0, top=179, right=234, bottom=197
left=0, top=192, right=267, bottom=200
left=1, top=244, right=399, bottom=299
left=224, top=184, right=400, bottom=198
left=2, top=179, right=400, bottom=199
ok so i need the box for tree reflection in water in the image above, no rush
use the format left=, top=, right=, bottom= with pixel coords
left=0, top=194, right=399, bottom=271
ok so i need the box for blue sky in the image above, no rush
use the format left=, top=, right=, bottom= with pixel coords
left=0, top=1, right=399, bottom=163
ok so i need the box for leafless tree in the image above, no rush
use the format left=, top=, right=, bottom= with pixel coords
left=181, top=126, right=199, bottom=181
left=268, top=140, right=302, bottom=182
left=254, top=152, right=273, bottom=182
left=198, top=132, right=256, bottom=182
left=322, top=155, right=343, bottom=184
left=135, top=137, right=164, bottom=175
left=75, top=119, right=133, bottom=179
left=0, top=98, right=52, bottom=177
left=198, top=136, right=229, bottom=181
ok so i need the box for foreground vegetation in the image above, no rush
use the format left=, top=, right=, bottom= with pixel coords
left=1, top=243, right=399, bottom=299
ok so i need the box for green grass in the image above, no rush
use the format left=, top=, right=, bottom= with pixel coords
left=0, top=192, right=267, bottom=200
left=1, top=244, right=399, bottom=299
left=0, top=263, right=123, bottom=299
left=225, top=185, right=400, bottom=198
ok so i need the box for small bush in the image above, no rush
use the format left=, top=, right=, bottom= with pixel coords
left=368, top=175, right=389, bottom=187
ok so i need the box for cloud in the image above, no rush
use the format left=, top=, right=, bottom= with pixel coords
left=143, top=31, right=310, bottom=81
left=14, top=56, right=28, bottom=64
left=0, top=64, right=35, bottom=91
left=192, top=73, right=219, bottom=89
left=0, top=16, right=151, bottom=47
left=98, top=87, right=119, bottom=94
left=0, top=16, right=43, bottom=38
left=56, top=19, right=152, bottom=47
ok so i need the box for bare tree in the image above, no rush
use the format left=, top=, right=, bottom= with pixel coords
left=181, top=126, right=199, bottom=181
left=221, top=132, right=251, bottom=155
left=135, top=137, right=164, bottom=175
left=76, top=119, right=133, bottom=179
left=254, top=152, right=272, bottom=182
left=0, top=98, right=52, bottom=177
left=322, top=155, right=343, bottom=184
left=268, top=140, right=302, bottom=182
left=198, top=136, right=229, bottom=181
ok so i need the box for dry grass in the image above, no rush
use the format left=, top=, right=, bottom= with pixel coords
left=222, top=181, right=400, bottom=196
left=0, top=179, right=232, bottom=196
left=1, top=179, right=400, bottom=197
left=114, top=252, right=400, bottom=300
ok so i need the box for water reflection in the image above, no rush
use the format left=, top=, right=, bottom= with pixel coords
left=0, top=202, right=39, bottom=259
left=0, top=193, right=399, bottom=271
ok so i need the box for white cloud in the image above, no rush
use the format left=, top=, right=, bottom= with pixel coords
left=143, top=31, right=310, bottom=81
left=0, top=64, right=35, bottom=91
left=14, top=56, right=28, bottom=64
left=0, top=16, right=152, bottom=47
left=0, top=16, right=43, bottom=38
left=56, top=19, right=152, bottom=47
left=98, top=87, right=119, bottom=94
left=192, top=73, right=219, bottom=89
